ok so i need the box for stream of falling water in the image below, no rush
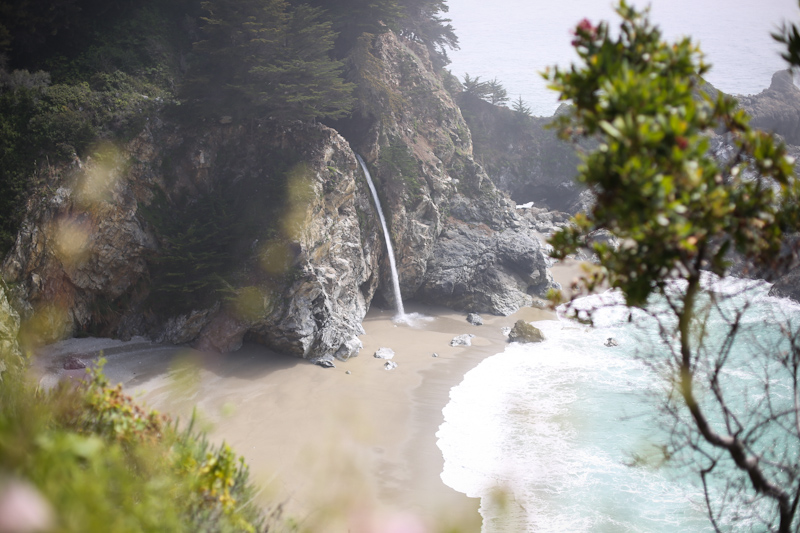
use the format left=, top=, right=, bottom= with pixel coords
left=356, top=154, right=406, bottom=318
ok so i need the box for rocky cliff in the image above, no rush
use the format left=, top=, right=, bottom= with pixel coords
left=2, top=120, right=385, bottom=361
left=0, top=283, right=21, bottom=363
left=739, top=70, right=800, bottom=145
left=346, top=32, right=554, bottom=314
left=1, top=31, right=555, bottom=361
left=456, top=95, right=583, bottom=213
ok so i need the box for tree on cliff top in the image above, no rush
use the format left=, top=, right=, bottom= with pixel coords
left=547, top=2, right=800, bottom=530
left=397, top=0, right=459, bottom=67
left=185, top=0, right=354, bottom=122
left=462, top=73, right=509, bottom=106
left=299, top=0, right=404, bottom=56
left=302, top=0, right=458, bottom=67
left=512, top=95, right=532, bottom=117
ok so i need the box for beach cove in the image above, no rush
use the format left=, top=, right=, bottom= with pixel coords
left=33, top=296, right=563, bottom=531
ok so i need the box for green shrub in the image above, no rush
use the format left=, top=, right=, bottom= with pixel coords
left=0, top=355, right=267, bottom=532
left=379, top=139, right=425, bottom=204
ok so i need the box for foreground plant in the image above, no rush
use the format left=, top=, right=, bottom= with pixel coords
left=546, top=2, right=800, bottom=531
left=0, top=356, right=273, bottom=533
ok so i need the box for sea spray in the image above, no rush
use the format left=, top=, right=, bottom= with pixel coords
left=356, top=154, right=406, bottom=318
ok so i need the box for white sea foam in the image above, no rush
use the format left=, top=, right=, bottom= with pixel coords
left=437, top=279, right=800, bottom=531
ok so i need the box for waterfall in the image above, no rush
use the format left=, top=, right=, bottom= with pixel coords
left=356, top=154, right=406, bottom=318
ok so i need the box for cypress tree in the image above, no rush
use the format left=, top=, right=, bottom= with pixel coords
left=186, top=0, right=354, bottom=122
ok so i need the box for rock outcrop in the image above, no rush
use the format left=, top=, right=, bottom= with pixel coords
left=739, top=70, right=800, bottom=145
left=0, top=283, right=21, bottom=360
left=769, top=267, right=800, bottom=301
left=2, top=142, right=158, bottom=345
left=508, top=320, right=545, bottom=343
left=456, top=95, right=584, bottom=213
left=0, top=30, right=556, bottom=359
left=420, top=223, right=550, bottom=315
left=2, top=120, right=382, bottom=359
left=347, top=32, right=556, bottom=314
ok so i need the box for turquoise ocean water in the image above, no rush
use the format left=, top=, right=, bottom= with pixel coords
left=436, top=277, right=800, bottom=531
left=438, top=3, right=800, bottom=528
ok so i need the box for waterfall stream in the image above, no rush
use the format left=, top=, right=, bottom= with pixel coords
left=356, top=154, right=406, bottom=318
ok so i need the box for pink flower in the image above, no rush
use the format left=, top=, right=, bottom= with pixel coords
left=0, top=480, right=54, bottom=533
left=572, top=18, right=597, bottom=46
left=576, top=18, right=594, bottom=34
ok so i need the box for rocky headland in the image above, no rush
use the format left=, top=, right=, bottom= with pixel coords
left=3, top=13, right=800, bottom=363
left=0, top=31, right=556, bottom=362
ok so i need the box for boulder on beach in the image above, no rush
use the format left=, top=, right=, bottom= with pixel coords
left=450, top=334, right=475, bottom=347
left=384, top=361, right=398, bottom=370
left=335, top=336, right=363, bottom=361
left=312, top=356, right=336, bottom=369
left=63, top=355, right=86, bottom=370
left=374, top=347, right=395, bottom=359
left=466, top=313, right=483, bottom=326
left=508, top=320, right=545, bottom=343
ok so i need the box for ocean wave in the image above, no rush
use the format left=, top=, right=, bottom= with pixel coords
left=438, top=276, right=799, bottom=532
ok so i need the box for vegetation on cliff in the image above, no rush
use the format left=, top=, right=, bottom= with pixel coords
left=184, top=0, right=355, bottom=122
left=0, top=0, right=459, bottom=257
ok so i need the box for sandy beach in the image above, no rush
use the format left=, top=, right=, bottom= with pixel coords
left=29, top=251, right=600, bottom=532
left=27, top=259, right=601, bottom=531
left=31, top=299, right=560, bottom=531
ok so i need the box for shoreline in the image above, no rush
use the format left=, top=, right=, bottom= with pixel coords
left=30, top=299, right=560, bottom=531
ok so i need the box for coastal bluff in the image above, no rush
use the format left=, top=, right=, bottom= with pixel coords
left=1, top=31, right=555, bottom=361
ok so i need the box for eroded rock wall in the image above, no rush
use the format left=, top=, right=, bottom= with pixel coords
left=0, top=283, right=21, bottom=360
left=1, top=30, right=556, bottom=358
left=2, top=120, right=383, bottom=359
left=348, top=32, right=555, bottom=314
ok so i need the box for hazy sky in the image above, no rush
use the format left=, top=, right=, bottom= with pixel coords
left=447, top=0, right=800, bottom=115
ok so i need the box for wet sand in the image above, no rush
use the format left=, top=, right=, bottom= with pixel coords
left=32, top=300, right=559, bottom=531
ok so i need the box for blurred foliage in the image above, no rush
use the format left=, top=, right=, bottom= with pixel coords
left=546, top=3, right=800, bottom=529
left=0, top=354, right=268, bottom=532
left=546, top=1, right=800, bottom=306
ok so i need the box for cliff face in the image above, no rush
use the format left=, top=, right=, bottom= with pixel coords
left=2, top=120, right=384, bottom=360
left=0, top=284, right=20, bottom=362
left=2, top=31, right=554, bottom=360
left=348, top=32, right=554, bottom=313
left=739, top=70, right=800, bottom=145
left=456, top=95, right=583, bottom=213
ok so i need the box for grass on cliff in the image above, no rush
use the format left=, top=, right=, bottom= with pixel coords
left=0, top=351, right=289, bottom=533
